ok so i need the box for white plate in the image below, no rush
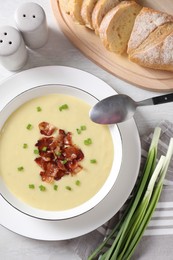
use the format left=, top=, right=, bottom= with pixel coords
left=0, top=66, right=141, bottom=240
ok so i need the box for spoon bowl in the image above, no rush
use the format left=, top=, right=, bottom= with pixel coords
left=89, top=93, right=173, bottom=124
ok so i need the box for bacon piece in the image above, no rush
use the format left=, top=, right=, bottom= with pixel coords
left=45, top=162, right=59, bottom=177
left=39, top=151, right=55, bottom=162
left=54, top=170, right=69, bottom=181
left=73, top=165, right=83, bottom=174
left=56, top=160, right=67, bottom=171
left=64, top=132, right=72, bottom=145
left=49, top=138, right=60, bottom=151
left=63, top=146, right=84, bottom=161
left=35, top=123, right=84, bottom=182
left=40, top=172, right=54, bottom=183
left=35, top=137, right=54, bottom=151
left=66, top=160, right=77, bottom=172
left=58, top=129, right=66, bottom=146
left=35, top=157, right=47, bottom=170
left=39, top=122, right=56, bottom=136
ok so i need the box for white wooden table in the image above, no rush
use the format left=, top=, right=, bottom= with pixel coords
left=0, top=1, right=173, bottom=259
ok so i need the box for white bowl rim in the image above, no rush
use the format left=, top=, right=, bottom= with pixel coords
left=0, top=84, right=122, bottom=220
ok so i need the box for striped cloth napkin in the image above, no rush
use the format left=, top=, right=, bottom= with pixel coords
left=68, top=120, right=173, bottom=260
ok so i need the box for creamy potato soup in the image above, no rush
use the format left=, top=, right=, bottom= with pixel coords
left=0, top=94, right=114, bottom=211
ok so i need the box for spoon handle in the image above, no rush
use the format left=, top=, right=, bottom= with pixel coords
left=152, top=93, right=173, bottom=105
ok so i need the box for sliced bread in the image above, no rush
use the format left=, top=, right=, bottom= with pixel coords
left=81, top=0, right=98, bottom=29
left=127, top=7, right=173, bottom=54
left=92, top=0, right=120, bottom=35
left=59, top=0, right=70, bottom=14
left=128, top=23, right=173, bottom=71
left=99, top=1, right=142, bottom=54
left=68, top=0, right=84, bottom=24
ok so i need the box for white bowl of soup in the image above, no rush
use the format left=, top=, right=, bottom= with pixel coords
left=0, top=84, right=122, bottom=220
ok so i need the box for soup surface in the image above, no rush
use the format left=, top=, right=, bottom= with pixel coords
left=0, top=94, right=114, bottom=211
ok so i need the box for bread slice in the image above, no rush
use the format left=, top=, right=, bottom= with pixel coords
left=127, top=7, right=173, bottom=54
left=128, top=23, right=173, bottom=71
left=59, top=0, right=70, bottom=14
left=92, top=0, right=121, bottom=35
left=68, top=0, right=84, bottom=24
left=81, top=0, right=98, bottom=29
left=99, top=1, right=142, bottom=54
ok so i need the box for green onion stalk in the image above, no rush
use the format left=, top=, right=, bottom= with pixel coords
left=88, top=127, right=173, bottom=260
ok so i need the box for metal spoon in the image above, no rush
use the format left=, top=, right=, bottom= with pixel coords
left=89, top=93, right=173, bottom=124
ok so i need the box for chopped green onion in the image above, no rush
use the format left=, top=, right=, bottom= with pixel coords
left=23, top=143, right=28, bottom=149
left=29, top=184, right=35, bottom=189
left=75, top=180, right=81, bottom=186
left=88, top=127, right=173, bottom=260
left=36, top=106, right=42, bottom=112
left=39, top=185, right=46, bottom=191
left=17, top=166, right=24, bottom=171
left=76, top=125, right=87, bottom=134
left=62, top=159, right=67, bottom=164
left=42, top=146, right=47, bottom=152
left=54, top=185, right=58, bottom=191
left=84, top=138, right=92, bottom=145
left=55, top=151, right=61, bottom=156
left=34, top=149, right=39, bottom=154
left=90, top=159, right=97, bottom=164
left=26, top=124, right=33, bottom=130
left=81, top=125, right=86, bottom=131
left=59, top=104, right=69, bottom=111
left=76, top=128, right=81, bottom=134
left=65, top=186, right=72, bottom=191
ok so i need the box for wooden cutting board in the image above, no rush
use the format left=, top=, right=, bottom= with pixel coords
left=51, top=0, right=173, bottom=92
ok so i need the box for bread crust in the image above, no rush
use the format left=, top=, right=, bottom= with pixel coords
left=99, top=1, right=142, bottom=54
left=68, top=0, right=84, bottom=24
left=92, top=0, right=120, bottom=35
left=59, top=0, right=70, bottom=14
left=128, top=22, right=173, bottom=71
left=81, top=0, right=98, bottom=29
left=127, top=7, right=173, bottom=54
left=129, top=31, right=173, bottom=71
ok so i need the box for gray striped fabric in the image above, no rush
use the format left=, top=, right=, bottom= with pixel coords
left=69, top=120, right=173, bottom=260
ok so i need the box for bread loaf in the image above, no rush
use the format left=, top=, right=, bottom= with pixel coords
left=58, top=0, right=173, bottom=72
left=127, top=7, right=173, bottom=54
left=81, top=0, right=98, bottom=29
left=128, top=23, right=173, bottom=71
left=99, top=1, right=142, bottom=54
left=92, top=0, right=120, bottom=35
